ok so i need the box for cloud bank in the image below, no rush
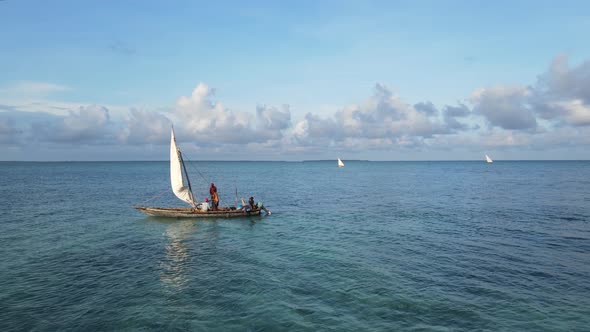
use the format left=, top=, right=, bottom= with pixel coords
left=1, top=55, right=590, bottom=160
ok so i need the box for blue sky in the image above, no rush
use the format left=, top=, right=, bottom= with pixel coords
left=1, top=0, right=590, bottom=160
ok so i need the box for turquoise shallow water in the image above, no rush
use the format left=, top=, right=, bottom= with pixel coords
left=1, top=161, right=589, bottom=331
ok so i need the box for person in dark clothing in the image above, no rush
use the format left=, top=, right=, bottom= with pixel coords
left=249, top=197, right=255, bottom=210
left=210, top=183, right=219, bottom=210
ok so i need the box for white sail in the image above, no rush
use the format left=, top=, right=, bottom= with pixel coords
left=485, top=154, right=493, bottom=163
left=337, top=158, right=344, bottom=167
left=170, top=129, right=195, bottom=207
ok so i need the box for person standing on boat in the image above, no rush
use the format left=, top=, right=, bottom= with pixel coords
left=210, top=183, right=219, bottom=210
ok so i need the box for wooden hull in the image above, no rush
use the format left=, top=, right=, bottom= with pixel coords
left=134, top=206, right=261, bottom=218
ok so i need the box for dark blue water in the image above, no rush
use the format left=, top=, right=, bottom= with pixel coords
left=1, top=161, right=589, bottom=331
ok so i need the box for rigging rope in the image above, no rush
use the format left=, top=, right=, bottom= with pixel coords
left=180, top=152, right=211, bottom=186
left=138, top=188, right=170, bottom=205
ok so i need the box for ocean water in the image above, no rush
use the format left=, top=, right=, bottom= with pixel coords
left=1, top=160, right=589, bottom=331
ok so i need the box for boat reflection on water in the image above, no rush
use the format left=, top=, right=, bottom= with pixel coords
left=159, top=221, right=196, bottom=290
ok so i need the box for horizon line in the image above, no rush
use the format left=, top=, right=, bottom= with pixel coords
left=1, top=159, right=589, bottom=163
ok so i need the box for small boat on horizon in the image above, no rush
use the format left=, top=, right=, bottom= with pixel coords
left=485, top=154, right=493, bottom=163
left=338, top=158, right=344, bottom=168
left=134, top=128, right=270, bottom=218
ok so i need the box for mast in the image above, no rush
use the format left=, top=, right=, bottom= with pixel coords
left=178, top=151, right=196, bottom=207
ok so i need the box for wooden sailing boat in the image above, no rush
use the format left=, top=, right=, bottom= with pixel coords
left=485, top=154, right=493, bottom=163
left=135, top=128, right=269, bottom=218
left=337, top=158, right=344, bottom=168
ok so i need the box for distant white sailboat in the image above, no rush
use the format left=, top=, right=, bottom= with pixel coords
left=337, top=158, right=344, bottom=167
left=485, top=154, right=493, bottom=163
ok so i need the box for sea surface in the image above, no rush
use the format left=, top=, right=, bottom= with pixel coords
left=1, top=161, right=589, bottom=331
